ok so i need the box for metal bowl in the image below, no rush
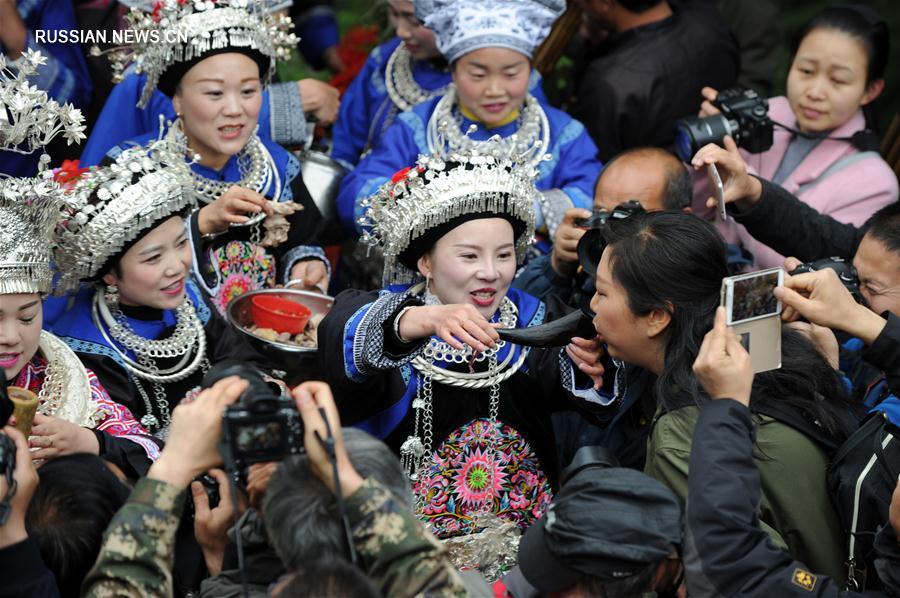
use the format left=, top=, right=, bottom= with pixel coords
left=226, top=288, right=333, bottom=385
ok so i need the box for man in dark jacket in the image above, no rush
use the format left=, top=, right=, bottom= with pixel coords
left=687, top=308, right=900, bottom=597
left=570, top=0, right=739, bottom=162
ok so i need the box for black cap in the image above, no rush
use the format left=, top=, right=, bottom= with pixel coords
left=518, top=467, right=682, bottom=592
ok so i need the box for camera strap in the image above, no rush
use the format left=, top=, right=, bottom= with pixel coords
left=315, top=407, right=359, bottom=566
left=771, top=120, right=879, bottom=152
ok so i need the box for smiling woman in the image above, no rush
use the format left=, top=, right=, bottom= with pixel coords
left=336, top=0, right=603, bottom=247
left=320, top=148, right=609, bottom=576
left=48, top=144, right=267, bottom=439
left=101, top=0, right=330, bottom=314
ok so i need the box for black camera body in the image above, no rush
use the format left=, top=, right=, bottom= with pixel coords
left=790, top=256, right=865, bottom=305
left=674, top=88, right=774, bottom=162
left=575, top=200, right=644, bottom=229
left=204, top=361, right=305, bottom=468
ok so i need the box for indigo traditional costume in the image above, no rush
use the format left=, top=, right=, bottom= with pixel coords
left=96, top=0, right=328, bottom=312
left=336, top=0, right=602, bottom=241
left=320, top=145, right=609, bottom=578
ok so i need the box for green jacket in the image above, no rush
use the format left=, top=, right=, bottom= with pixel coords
left=645, top=406, right=847, bottom=583
left=82, top=476, right=469, bottom=597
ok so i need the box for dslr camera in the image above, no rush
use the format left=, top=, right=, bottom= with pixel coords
left=575, top=200, right=644, bottom=229
left=790, top=257, right=864, bottom=305
left=205, top=361, right=304, bottom=468
left=674, top=88, right=774, bottom=162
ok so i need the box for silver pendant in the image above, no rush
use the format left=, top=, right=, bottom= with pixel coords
left=141, top=413, right=159, bottom=429
left=400, top=435, right=425, bottom=458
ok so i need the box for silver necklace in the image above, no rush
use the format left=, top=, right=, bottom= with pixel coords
left=385, top=44, right=451, bottom=112
left=426, top=88, right=550, bottom=169
left=91, top=287, right=210, bottom=431
left=167, top=119, right=277, bottom=206
left=400, top=296, right=524, bottom=482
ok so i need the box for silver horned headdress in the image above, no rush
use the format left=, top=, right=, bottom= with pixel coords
left=52, top=140, right=196, bottom=294
left=103, top=0, right=297, bottom=107
left=359, top=140, right=541, bottom=286
left=0, top=50, right=87, bottom=295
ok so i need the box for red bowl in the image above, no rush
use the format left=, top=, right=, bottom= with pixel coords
left=250, top=295, right=312, bottom=334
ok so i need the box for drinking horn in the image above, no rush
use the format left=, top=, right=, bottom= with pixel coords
left=497, top=308, right=596, bottom=348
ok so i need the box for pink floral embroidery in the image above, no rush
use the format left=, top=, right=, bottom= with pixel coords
left=413, top=418, right=552, bottom=539
left=212, top=241, right=276, bottom=314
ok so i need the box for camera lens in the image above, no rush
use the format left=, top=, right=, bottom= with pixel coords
left=674, top=115, right=734, bottom=162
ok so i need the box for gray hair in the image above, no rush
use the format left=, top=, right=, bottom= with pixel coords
left=262, top=428, right=413, bottom=571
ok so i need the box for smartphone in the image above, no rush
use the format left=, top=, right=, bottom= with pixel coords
left=720, top=267, right=784, bottom=373
left=708, top=163, right=727, bottom=221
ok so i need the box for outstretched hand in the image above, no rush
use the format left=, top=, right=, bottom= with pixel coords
left=693, top=307, right=753, bottom=406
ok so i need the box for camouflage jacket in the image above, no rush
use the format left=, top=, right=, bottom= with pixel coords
left=81, top=476, right=469, bottom=597
left=82, top=477, right=184, bottom=597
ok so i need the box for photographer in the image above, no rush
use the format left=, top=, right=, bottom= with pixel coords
left=689, top=5, right=896, bottom=270
left=514, top=146, right=692, bottom=307
left=686, top=307, right=900, bottom=597
left=81, top=377, right=468, bottom=596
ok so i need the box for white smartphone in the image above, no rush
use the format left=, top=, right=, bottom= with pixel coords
left=720, top=267, right=784, bottom=373
left=708, top=163, right=727, bottom=221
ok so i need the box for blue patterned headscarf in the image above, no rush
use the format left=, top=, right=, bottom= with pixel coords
left=415, top=0, right=565, bottom=63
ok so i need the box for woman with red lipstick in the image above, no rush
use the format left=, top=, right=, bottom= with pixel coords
left=330, top=0, right=547, bottom=169
left=694, top=4, right=896, bottom=270
left=102, top=0, right=330, bottom=314
left=319, top=150, right=607, bottom=575
left=336, top=0, right=602, bottom=249
left=48, top=143, right=266, bottom=440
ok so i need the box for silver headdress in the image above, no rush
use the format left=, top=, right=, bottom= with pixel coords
left=0, top=50, right=87, bottom=157
left=0, top=50, right=87, bottom=295
left=52, top=140, right=196, bottom=294
left=103, top=0, right=297, bottom=107
left=359, top=139, right=541, bottom=285
left=415, top=0, right=565, bottom=64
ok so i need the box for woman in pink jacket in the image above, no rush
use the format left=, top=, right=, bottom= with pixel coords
left=694, top=5, right=896, bottom=269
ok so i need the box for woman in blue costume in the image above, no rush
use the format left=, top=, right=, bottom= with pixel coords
left=330, top=0, right=546, bottom=170
left=319, top=147, right=608, bottom=575
left=48, top=142, right=265, bottom=439
left=80, top=0, right=341, bottom=166
left=99, top=0, right=331, bottom=313
left=336, top=0, right=602, bottom=245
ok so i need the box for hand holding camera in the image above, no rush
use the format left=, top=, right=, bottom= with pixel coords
left=292, top=382, right=363, bottom=498
left=693, top=307, right=754, bottom=406
left=776, top=268, right=887, bottom=346
left=149, top=376, right=249, bottom=489
left=191, top=468, right=243, bottom=577
left=551, top=208, right=591, bottom=276
left=0, top=426, right=38, bottom=549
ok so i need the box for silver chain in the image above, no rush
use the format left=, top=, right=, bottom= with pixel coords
left=385, top=44, right=451, bottom=112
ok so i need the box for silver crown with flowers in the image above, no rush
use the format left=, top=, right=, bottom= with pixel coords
left=102, top=0, right=297, bottom=107
left=0, top=50, right=87, bottom=295
left=359, top=138, right=542, bottom=285
left=52, top=139, right=196, bottom=294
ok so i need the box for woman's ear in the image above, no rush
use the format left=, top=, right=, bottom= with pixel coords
left=645, top=304, right=672, bottom=339
left=101, top=271, right=118, bottom=288
left=861, top=78, right=885, bottom=106
left=172, top=93, right=183, bottom=117
left=417, top=254, right=432, bottom=279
